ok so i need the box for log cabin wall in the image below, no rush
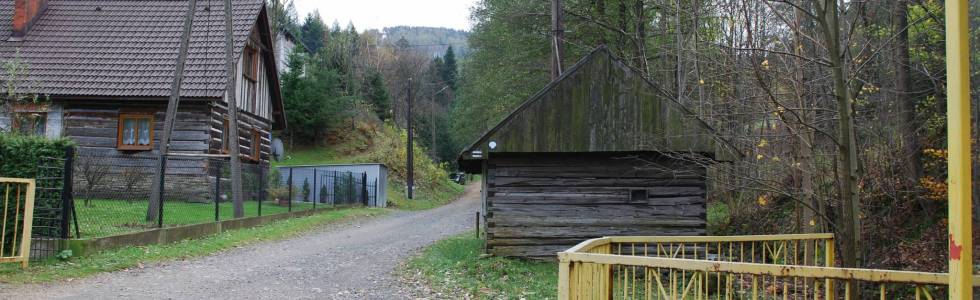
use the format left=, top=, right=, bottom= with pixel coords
left=484, top=152, right=707, bottom=259
left=63, top=101, right=212, bottom=155
left=62, top=100, right=216, bottom=200
left=207, top=102, right=272, bottom=164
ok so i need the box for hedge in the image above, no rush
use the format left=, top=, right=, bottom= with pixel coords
left=1, top=133, right=74, bottom=251
left=0, top=133, right=74, bottom=178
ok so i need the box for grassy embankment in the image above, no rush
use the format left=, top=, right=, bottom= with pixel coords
left=404, top=233, right=558, bottom=299
left=0, top=207, right=387, bottom=283
left=404, top=197, right=734, bottom=299
left=275, top=121, right=467, bottom=211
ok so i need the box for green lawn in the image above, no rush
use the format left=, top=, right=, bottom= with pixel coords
left=74, top=199, right=319, bottom=238
left=404, top=233, right=558, bottom=299
left=0, top=207, right=387, bottom=284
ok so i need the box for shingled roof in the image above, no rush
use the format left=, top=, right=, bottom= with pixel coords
left=0, top=0, right=265, bottom=99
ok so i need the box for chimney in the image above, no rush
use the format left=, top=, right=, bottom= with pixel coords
left=10, top=0, right=48, bottom=41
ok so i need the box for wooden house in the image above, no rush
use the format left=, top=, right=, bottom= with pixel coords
left=0, top=0, right=285, bottom=199
left=457, top=47, right=737, bottom=259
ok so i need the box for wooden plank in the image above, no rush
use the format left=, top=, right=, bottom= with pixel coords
left=647, top=186, right=705, bottom=196
left=487, top=238, right=593, bottom=246
left=490, top=195, right=631, bottom=205
left=489, top=153, right=700, bottom=168
left=64, top=127, right=116, bottom=137
left=492, top=166, right=704, bottom=178
left=489, top=216, right=705, bottom=227
left=487, top=226, right=705, bottom=239
left=487, top=204, right=705, bottom=218
left=491, top=245, right=573, bottom=257
left=170, top=131, right=210, bottom=141
left=493, top=177, right=704, bottom=187
left=489, top=195, right=703, bottom=205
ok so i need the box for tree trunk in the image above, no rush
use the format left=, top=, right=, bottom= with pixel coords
left=893, top=0, right=921, bottom=186
left=674, top=0, right=684, bottom=104
left=551, top=0, right=565, bottom=79
left=633, top=0, right=647, bottom=76
left=793, top=0, right=818, bottom=233
left=817, top=0, right=862, bottom=270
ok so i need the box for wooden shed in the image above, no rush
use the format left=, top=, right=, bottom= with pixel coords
left=458, top=46, right=737, bottom=259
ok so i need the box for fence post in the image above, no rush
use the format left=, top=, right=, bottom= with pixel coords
left=374, top=178, right=379, bottom=207
left=312, top=168, right=317, bottom=210
left=557, top=256, right=570, bottom=300
left=475, top=211, right=480, bottom=238
left=362, top=172, right=368, bottom=206
left=258, top=166, right=264, bottom=217
left=825, top=238, right=836, bottom=299
left=348, top=172, right=354, bottom=205
left=287, top=167, right=293, bottom=212
left=214, top=161, right=222, bottom=222
left=157, top=155, right=167, bottom=228
left=60, top=146, right=75, bottom=239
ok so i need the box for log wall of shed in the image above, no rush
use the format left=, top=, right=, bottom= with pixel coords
left=484, top=152, right=707, bottom=258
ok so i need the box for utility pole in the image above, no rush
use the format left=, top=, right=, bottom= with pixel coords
left=148, top=0, right=198, bottom=222
left=550, top=0, right=564, bottom=79
left=430, top=85, right=450, bottom=160
left=224, top=0, right=245, bottom=217
left=406, top=78, right=414, bottom=199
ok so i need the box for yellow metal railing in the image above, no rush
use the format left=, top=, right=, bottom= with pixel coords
left=0, top=178, right=36, bottom=269
left=558, top=234, right=978, bottom=299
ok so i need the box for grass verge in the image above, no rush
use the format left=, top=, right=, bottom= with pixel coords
left=404, top=233, right=557, bottom=299
left=387, top=182, right=466, bottom=211
left=75, top=199, right=317, bottom=237
left=0, top=207, right=387, bottom=284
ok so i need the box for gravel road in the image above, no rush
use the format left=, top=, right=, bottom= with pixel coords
left=0, top=183, right=481, bottom=300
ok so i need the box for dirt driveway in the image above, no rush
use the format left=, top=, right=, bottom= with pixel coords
left=0, top=183, right=481, bottom=300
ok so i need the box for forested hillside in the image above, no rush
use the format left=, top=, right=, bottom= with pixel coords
left=265, top=0, right=466, bottom=207
left=447, top=0, right=980, bottom=272
left=381, top=26, right=470, bottom=58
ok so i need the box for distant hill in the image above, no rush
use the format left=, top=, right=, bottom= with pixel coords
left=380, top=26, right=470, bottom=58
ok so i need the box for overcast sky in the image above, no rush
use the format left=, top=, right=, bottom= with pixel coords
left=292, top=0, right=479, bottom=31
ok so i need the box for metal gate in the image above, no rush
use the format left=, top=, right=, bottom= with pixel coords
left=0, top=178, right=36, bottom=269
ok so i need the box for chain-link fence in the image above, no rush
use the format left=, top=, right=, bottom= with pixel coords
left=31, top=150, right=72, bottom=260
left=28, top=149, right=375, bottom=241
left=70, top=152, right=285, bottom=237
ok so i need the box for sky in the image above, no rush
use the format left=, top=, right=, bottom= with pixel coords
left=292, top=0, right=479, bottom=31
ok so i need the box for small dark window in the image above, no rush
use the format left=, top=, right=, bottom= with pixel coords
left=250, top=128, right=261, bottom=161
left=221, top=119, right=230, bottom=153
left=630, top=189, right=648, bottom=202
left=12, top=112, right=46, bottom=136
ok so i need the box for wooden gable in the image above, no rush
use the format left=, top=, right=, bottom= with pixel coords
left=459, top=47, right=736, bottom=172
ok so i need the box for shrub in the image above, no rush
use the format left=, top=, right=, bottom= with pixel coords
left=0, top=133, right=74, bottom=251
left=0, top=133, right=74, bottom=178
left=361, top=121, right=450, bottom=189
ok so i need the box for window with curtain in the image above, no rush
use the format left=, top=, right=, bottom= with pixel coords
left=118, top=114, right=153, bottom=150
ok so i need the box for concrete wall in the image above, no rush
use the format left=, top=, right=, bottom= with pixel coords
left=62, top=207, right=339, bottom=257
left=277, top=164, right=388, bottom=207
